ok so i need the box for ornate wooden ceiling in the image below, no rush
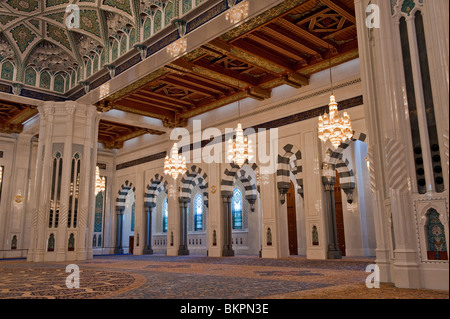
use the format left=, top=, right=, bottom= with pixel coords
left=98, top=119, right=165, bottom=149
left=0, top=0, right=359, bottom=149
left=0, top=98, right=165, bottom=149
left=0, top=98, right=37, bottom=133
left=98, top=0, right=359, bottom=128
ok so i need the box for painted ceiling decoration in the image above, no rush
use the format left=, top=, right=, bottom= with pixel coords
left=0, top=0, right=210, bottom=95
left=0, top=0, right=360, bottom=149
left=97, top=0, right=358, bottom=129
left=0, top=0, right=142, bottom=93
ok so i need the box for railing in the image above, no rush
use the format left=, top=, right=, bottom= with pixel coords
left=232, top=230, right=249, bottom=247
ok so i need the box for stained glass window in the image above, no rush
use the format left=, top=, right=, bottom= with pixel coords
left=162, top=198, right=168, bottom=233
left=194, top=194, right=203, bottom=231
left=94, top=191, right=103, bottom=232
left=232, top=188, right=243, bottom=230
left=426, top=209, right=448, bottom=260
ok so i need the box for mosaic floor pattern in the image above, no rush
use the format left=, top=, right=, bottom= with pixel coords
left=0, top=255, right=448, bottom=299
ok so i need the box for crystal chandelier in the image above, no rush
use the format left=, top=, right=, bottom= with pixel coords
left=227, top=123, right=254, bottom=167
left=94, top=166, right=106, bottom=195
left=318, top=95, right=353, bottom=149
left=227, top=96, right=254, bottom=167
left=164, top=143, right=187, bottom=179
left=167, top=19, right=187, bottom=58
left=226, top=0, right=250, bottom=24
left=167, top=37, right=187, bottom=57
left=318, top=29, right=353, bottom=149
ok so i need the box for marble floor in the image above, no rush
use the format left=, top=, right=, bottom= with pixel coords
left=0, top=255, right=448, bottom=299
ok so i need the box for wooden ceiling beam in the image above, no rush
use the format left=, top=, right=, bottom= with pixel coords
left=168, top=59, right=252, bottom=89
left=131, top=92, right=189, bottom=110
left=231, top=38, right=299, bottom=72
left=193, top=59, right=261, bottom=88
left=165, top=74, right=230, bottom=95
left=112, top=99, right=176, bottom=121
left=123, top=96, right=183, bottom=112
left=320, top=0, right=356, bottom=24
left=158, top=78, right=220, bottom=99
left=178, top=91, right=246, bottom=119
left=247, top=31, right=309, bottom=64
left=263, top=24, right=322, bottom=58
left=323, top=25, right=357, bottom=40
left=277, top=18, right=337, bottom=52
left=0, top=121, right=23, bottom=134
left=205, top=38, right=284, bottom=75
left=296, top=7, right=332, bottom=25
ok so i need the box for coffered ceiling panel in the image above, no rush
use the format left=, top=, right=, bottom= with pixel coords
left=0, top=0, right=359, bottom=149
left=99, top=0, right=359, bottom=128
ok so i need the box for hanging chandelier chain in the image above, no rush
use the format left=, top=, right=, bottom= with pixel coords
left=317, top=2, right=353, bottom=150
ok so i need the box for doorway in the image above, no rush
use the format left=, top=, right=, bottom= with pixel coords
left=334, top=172, right=346, bottom=256
left=287, top=181, right=298, bottom=255
left=129, top=236, right=134, bottom=255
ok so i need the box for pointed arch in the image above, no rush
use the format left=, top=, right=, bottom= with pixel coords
left=180, top=165, right=208, bottom=206
left=325, top=131, right=367, bottom=164
left=321, top=131, right=367, bottom=202
left=116, top=180, right=136, bottom=211
left=221, top=161, right=259, bottom=198
left=277, top=144, right=303, bottom=198
left=144, top=173, right=168, bottom=208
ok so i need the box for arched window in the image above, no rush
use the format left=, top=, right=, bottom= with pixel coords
left=232, top=188, right=243, bottom=230
left=50, top=152, right=63, bottom=229
left=162, top=198, right=168, bottom=233
left=68, top=152, right=81, bottom=229
left=47, top=234, right=55, bottom=252
left=68, top=233, right=75, bottom=251
left=11, top=235, right=17, bottom=250
left=194, top=194, right=203, bottom=231
left=131, top=203, right=135, bottom=231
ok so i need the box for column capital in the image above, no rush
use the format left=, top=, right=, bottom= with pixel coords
left=178, top=198, right=189, bottom=206
left=322, top=176, right=336, bottom=188
left=221, top=195, right=231, bottom=203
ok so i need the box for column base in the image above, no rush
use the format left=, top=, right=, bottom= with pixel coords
left=178, top=249, right=190, bottom=256
left=144, top=249, right=154, bottom=255
left=114, top=248, right=124, bottom=255
left=222, top=247, right=235, bottom=257
left=327, top=250, right=342, bottom=259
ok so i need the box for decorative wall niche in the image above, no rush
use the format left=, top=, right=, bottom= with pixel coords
left=414, top=198, right=449, bottom=263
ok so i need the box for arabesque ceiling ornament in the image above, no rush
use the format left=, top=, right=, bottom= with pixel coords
left=0, top=0, right=137, bottom=91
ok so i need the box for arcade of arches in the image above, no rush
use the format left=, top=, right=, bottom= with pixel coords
left=0, top=0, right=448, bottom=293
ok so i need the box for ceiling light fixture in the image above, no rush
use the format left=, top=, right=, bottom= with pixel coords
left=226, top=0, right=250, bottom=24
left=167, top=19, right=187, bottom=58
left=164, top=143, right=187, bottom=179
left=318, top=21, right=353, bottom=149
left=95, top=166, right=106, bottom=195
left=227, top=94, right=254, bottom=168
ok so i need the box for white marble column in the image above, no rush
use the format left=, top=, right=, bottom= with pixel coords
left=354, top=0, right=422, bottom=288
left=207, top=162, right=222, bottom=257
left=260, top=172, right=278, bottom=258
left=27, top=101, right=100, bottom=262
left=0, top=134, right=33, bottom=258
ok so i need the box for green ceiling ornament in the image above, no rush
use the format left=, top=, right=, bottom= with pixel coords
left=6, top=0, right=39, bottom=13
left=401, top=0, right=416, bottom=16
left=10, top=24, right=37, bottom=53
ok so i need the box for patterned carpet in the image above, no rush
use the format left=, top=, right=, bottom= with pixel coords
left=0, top=255, right=448, bottom=299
